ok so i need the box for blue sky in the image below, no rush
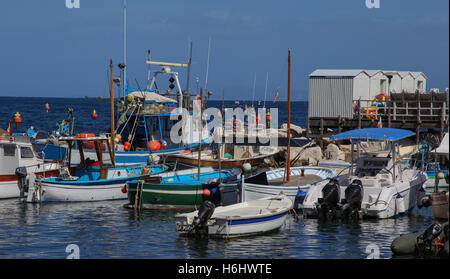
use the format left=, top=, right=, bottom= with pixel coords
left=0, top=0, right=448, bottom=101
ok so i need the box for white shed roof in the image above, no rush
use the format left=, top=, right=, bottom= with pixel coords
left=310, top=69, right=427, bottom=79
left=309, top=69, right=368, bottom=77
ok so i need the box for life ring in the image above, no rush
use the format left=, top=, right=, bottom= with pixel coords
left=76, top=133, right=95, bottom=138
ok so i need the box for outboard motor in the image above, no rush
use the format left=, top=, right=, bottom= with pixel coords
left=192, top=200, right=215, bottom=237
left=318, top=178, right=340, bottom=221
left=416, top=223, right=444, bottom=257
left=15, top=167, right=28, bottom=199
left=341, top=179, right=363, bottom=220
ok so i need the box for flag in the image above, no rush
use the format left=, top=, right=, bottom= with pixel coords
left=7, top=120, right=12, bottom=135
left=273, top=87, right=279, bottom=103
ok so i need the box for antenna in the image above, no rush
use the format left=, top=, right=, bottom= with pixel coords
left=204, top=37, right=211, bottom=96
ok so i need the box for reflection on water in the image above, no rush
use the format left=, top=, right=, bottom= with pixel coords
left=0, top=198, right=436, bottom=259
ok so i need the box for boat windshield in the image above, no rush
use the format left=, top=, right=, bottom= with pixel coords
left=354, top=156, right=391, bottom=177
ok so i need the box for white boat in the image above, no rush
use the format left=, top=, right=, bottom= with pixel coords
left=175, top=194, right=293, bottom=238
left=30, top=136, right=168, bottom=202
left=241, top=166, right=336, bottom=203
left=300, top=128, right=428, bottom=219
left=0, top=134, right=60, bottom=199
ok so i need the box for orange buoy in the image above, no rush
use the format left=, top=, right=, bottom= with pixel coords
left=45, top=103, right=50, bottom=114
left=91, top=109, right=98, bottom=120
left=256, top=114, right=261, bottom=125
left=141, top=167, right=150, bottom=175
left=14, top=112, right=21, bottom=128
left=124, top=141, right=131, bottom=151
left=148, top=141, right=161, bottom=151
left=202, top=188, right=211, bottom=197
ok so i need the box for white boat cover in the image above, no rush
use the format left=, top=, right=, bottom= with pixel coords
left=127, top=91, right=177, bottom=103
left=432, top=133, right=449, bottom=154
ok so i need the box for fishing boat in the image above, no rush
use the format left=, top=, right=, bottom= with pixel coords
left=29, top=135, right=168, bottom=202
left=42, top=56, right=210, bottom=166
left=125, top=167, right=241, bottom=210
left=300, top=128, right=428, bottom=219
left=174, top=193, right=293, bottom=238
left=165, top=145, right=279, bottom=169
left=0, top=134, right=60, bottom=199
left=241, top=166, right=336, bottom=203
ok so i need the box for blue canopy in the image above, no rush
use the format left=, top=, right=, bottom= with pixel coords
left=330, top=128, right=415, bottom=142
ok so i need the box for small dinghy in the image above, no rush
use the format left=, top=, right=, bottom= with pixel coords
left=175, top=193, right=293, bottom=238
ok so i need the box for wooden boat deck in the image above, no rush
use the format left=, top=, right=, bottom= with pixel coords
left=268, top=174, right=322, bottom=187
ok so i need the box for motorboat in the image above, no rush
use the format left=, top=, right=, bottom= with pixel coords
left=0, top=134, right=59, bottom=199
left=175, top=193, right=293, bottom=238
left=300, top=128, right=428, bottom=219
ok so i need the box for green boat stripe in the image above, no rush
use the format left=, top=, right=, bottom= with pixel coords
left=142, top=189, right=203, bottom=195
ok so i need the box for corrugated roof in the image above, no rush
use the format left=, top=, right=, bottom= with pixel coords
left=310, top=69, right=426, bottom=79
left=309, top=69, right=367, bottom=77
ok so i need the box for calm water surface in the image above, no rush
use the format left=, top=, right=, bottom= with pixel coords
left=0, top=198, right=435, bottom=259
left=0, top=97, right=436, bottom=259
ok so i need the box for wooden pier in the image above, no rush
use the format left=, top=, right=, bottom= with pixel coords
left=307, top=92, right=449, bottom=143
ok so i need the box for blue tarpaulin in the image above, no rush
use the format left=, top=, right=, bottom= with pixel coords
left=330, top=128, right=415, bottom=142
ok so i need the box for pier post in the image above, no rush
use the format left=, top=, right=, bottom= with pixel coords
left=357, top=99, right=361, bottom=129
left=416, top=91, right=421, bottom=144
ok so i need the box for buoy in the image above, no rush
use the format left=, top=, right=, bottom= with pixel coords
left=242, top=162, right=252, bottom=173
left=124, top=141, right=131, bottom=151
left=183, top=149, right=191, bottom=154
left=148, top=141, right=161, bottom=151
left=301, top=169, right=305, bottom=177
left=114, top=134, right=122, bottom=144
left=244, top=104, right=248, bottom=111
left=202, top=188, right=211, bottom=197
left=91, top=109, right=98, bottom=120
left=141, top=167, right=150, bottom=175
left=121, top=185, right=127, bottom=194
left=256, top=114, right=261, bottom=125
left=45, top=103, right=50, bottom=114
left=161, top=140, right=168, bottom=149
left=266, top=111, right=271, bottom=128
left=14, top=112, right=21, bottom=128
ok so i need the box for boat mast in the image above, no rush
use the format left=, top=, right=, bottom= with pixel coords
left=251, top=73, right=256, bottom=108
left=198, top=88, right=203, bottom=180
left=186, top=41, right=192, bottom=109
left=263, top=72, right=269, bottom=108
left=110, top=59, right=116, bottom=167
left=204, top=37, right=211, bottom=98
left=123, top=0, right=127, bottom=95
left=286, top=49, right=291, bottom=182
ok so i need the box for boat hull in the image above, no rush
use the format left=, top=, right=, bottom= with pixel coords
left=128, top=182, right=209, bottom=209
left=0, top=169, right=60, bottom=199
left=243, top=166, right=336, bottom=203
left=206, top=211, right=288, bottom=238
left=40, top=179, right=130, bottom=202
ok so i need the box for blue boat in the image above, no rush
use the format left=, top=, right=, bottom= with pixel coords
left=28, top=136, right=168, bottom=202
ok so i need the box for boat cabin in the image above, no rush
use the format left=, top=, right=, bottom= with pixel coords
left=0, top=135, right=42, bottom=175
